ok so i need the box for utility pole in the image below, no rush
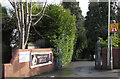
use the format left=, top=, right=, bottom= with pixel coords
left=107, top=0, right=111, bottom=69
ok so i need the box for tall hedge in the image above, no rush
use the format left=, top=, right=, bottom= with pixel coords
left=45, top=5, right=76, bottom=64
left=30, top=5, right=76, bottom=64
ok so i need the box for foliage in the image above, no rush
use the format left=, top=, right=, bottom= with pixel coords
left=30, top=5, right=76, bottom=64
left=53, top=52, right=61, bottom=58
left=117, top=2, right=120, bottom=47
left=100, top=2, right=120, bottom=48
left=62, top=1, right=87, bottom=60
left=2, top=5, right=12, bottom=47
left=1, top=5, right=14, bottom=63
left=99, top=2, right=120, bottom=48
left=100, top=34, right=120, bottom=48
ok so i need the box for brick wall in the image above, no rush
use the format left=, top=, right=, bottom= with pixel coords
left=4, top=48, right=55, bottom=77
left=112, top=48, right=120, bottom=68
left=102, top=48, right=120, bottom=69
left=101, top=48, right=107, bottom=69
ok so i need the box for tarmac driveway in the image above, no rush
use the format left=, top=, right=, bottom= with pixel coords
left=28, top=61, right=120, bottom=79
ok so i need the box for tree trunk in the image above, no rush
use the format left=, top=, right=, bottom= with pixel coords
left=20, top=2, right=25, bottom=49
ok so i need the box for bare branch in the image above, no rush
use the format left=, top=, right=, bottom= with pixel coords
left=33, top=14, right=43, bottom=26
left=20, top=2, right=25, bottom=27
left=18, top=2, right=21, bottom=24
left=43, top=14, right=55, bottom=21
left=25, top=0, right=29, bottom=36
left=32, top=4, right=44, bottom=16
left=29, top=2, right=32, bottom=25
left=24, top=2, right=32, bottom=47
left=32, top=25, right=44, bottom=39
left=26, top=0, right=29, bottom=27
left=33, top=0, right=47, bottom=26
left=32, top=14, right=55, bottom=21
left=14, top=2, right=21, bottom=33
left=8, top=0, right=15, bottom=8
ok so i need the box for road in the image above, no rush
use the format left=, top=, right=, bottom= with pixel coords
left=27, top=61, right=120, bottom=79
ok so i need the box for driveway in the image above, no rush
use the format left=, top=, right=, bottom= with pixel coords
left=27, top=61, right=120, bottom=78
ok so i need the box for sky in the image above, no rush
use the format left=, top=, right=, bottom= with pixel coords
left=0, top=0, right=89, bottom=17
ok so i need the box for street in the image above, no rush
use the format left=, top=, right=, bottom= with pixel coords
left=28, top=61, right=120, bottom=78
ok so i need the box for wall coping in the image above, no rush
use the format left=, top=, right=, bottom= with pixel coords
left=102, top=47, right=120, bottom=50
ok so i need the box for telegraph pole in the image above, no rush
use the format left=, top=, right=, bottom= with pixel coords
left=107, top=0, right=111, bottom=69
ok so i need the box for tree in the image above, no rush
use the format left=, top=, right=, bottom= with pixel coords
left=117, top=2, right=120, bottom=22
left=84, top=2, right=118, bottom=58
left=8, top=0, right=47, bottom=49
left=2, top=4, right=13, bottom=63
left=84, top=2, right=108, bottom=58
left=62, top=1, right=87, bottom=60
left=117, top=1, right=120, bottom=47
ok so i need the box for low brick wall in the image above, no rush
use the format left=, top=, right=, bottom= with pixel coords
left=102, top=48, right=120, bottom=69
left=4, top=48, right=55, bottom=77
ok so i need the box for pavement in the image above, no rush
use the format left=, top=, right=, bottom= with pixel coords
left=26, top=61, right=120, bottom=79
left=0, top=54, right=2, bottom=79
left=0, top=63, right=2, bottom=79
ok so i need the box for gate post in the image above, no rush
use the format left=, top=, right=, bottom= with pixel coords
left=55, top=49, right=62, bottom=70
left=95, top=37, right=101, bottom=70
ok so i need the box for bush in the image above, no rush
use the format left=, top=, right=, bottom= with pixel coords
left=100, top=34, right=120, bottom=48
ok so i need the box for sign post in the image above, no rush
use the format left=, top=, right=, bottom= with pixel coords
left=107, top=0, right=111, bottom=69
left=110, top=23, right=119, bottom=69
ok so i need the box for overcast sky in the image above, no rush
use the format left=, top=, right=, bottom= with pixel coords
left=0, top=0, right=89, bottom=17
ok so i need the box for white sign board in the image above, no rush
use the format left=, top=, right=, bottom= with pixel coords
left=30, top=52, right=53, bottom=68
left=19, top=51, right=30, bottom=63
